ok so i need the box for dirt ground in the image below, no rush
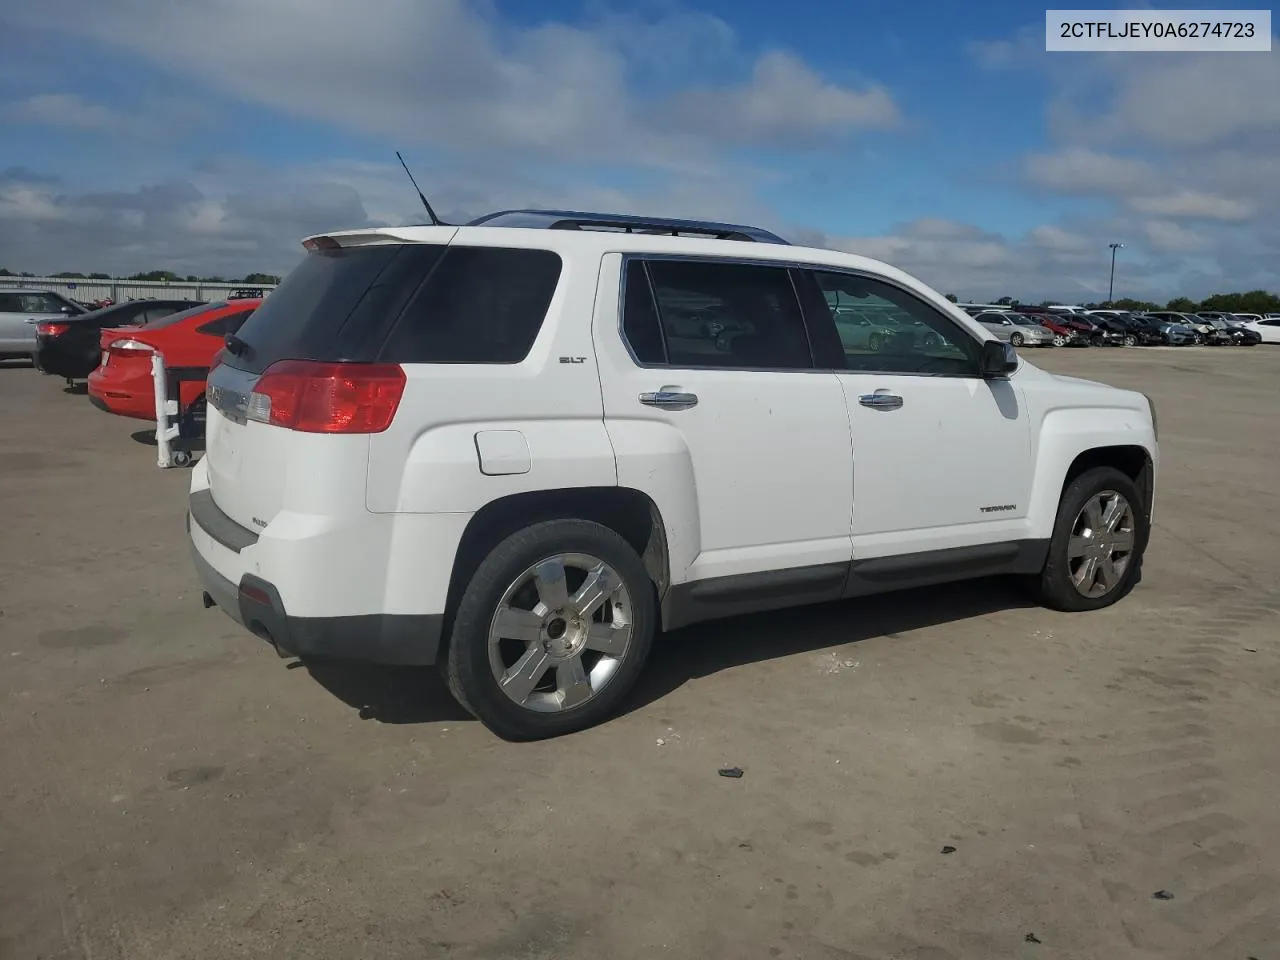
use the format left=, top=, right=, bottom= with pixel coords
left=1, top=346, right=1277, bottom=960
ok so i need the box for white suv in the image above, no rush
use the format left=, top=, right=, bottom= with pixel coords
left=189, top=210, right=1158, bottom=740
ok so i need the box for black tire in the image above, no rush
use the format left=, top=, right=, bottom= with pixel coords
left=444, top=519, right=657, bottom=740
left=1010, top=332, right=1024, bottom=347
left=1035, top=466, right=1149, bottom=613
left=1123, top=334, right=1137, bottom=347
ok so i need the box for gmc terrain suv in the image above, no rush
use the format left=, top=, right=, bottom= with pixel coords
left=189, top=210, right=1158, bottom=740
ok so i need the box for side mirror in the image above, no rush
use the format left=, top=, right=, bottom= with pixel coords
left=980, top=339, right=1018, bottom=379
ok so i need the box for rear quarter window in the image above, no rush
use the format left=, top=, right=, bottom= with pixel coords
left=378, top=246, right=562, bottom=364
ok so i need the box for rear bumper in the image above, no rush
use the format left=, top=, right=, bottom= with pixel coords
left=187, top=491, right=447, bottom=666
left=87, top=375, right=154, bottom=419
left=35, top=340, right=97, bottom=379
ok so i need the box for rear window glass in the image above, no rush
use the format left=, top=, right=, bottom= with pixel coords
left=379, top=246, right=562, bottom=364
left=196, top=308, right=255, bottom=337
left=144, top=302, right=226, bottom=330
left=228, top=245, right=445, bottom=373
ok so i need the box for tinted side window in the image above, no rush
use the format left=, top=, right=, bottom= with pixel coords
left=380, top=247, right=562, bottom=364
left=642, top=259, right=812, bottom=370
left=196, top=309, right=254, bottom=337
left=139, top=305, right=179, bottom=325
left=101, top=303, right=150, bottom=327
left=812, top=271, right=980, bottom=376
left=0, top=293, right=23, bottom=311
left=621, top=261, right=666, bottom=364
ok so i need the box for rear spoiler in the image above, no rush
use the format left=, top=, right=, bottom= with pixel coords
left=301, top=226, right=458, bottom=251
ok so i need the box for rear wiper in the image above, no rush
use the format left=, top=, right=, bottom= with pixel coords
left=225, top=333, right=249, bottom=357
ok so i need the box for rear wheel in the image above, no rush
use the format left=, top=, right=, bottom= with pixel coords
left=444, top=519, right=656, bottom=740
left=1123, top=334, right=1137, bottom=346
left=1053, top=334, right=1067, bottom=347
left=1035, top=467, right=1148, bottom=612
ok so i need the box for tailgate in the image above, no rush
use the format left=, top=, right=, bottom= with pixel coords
left=204, top=362, right=376, bottom=531
left=201, top=235, right=452, bottom=532
left=205, top=363, right=282, bottom=530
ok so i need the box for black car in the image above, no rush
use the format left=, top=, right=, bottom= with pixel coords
left=34, top=299, right=202, bottom=381
left=1122, top=314, right=1175, bottom=345
left=1209, top=317, right=1261, bottom=346
left=1067, top=314, right=1125, bottom=346
left=1087, top=314, right=1141, bottom=345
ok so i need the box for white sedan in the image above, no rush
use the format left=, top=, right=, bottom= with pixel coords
left=1243, top=317, right=1280, bottom=344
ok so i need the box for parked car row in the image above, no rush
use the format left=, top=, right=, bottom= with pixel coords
left=956, top=303, right=1275, bottom=348
left=3, top=291, right=262, bottom=438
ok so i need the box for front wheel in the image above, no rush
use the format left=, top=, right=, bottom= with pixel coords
left=444, top=519, right=656, bottom=740
left=1053, top=334, right=1067, bottom=347
left=1123, top=334, right=1137, bottom=347
left=1009, top=332, right=1024, bottom=347
left=1035, top=466, right=1148, bottom=612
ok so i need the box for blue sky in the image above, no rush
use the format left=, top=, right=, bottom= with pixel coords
left=1, top=0, right=1277, bottom=300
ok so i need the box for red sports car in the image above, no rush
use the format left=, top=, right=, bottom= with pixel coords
left=88, top=299, right=261, bottom=420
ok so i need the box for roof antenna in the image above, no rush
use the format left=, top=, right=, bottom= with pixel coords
left=395, top=151, right=446, bottom=226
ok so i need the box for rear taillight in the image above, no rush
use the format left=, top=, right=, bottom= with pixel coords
left=109, top=338, right=155, bottom=356
left=37, top=322, right=70, bottom=337
left=247, top=360, right=405, bottom=434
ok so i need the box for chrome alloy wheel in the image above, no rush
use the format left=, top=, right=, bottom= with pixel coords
left=487, top=553, right=634, bottom=712
left=1067, top=490, right=1136, bottom=598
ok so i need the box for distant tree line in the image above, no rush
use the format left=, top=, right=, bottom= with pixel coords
left=0, top=268, right=282, bottom=284
left=943, top=290, right=1280, bottom=314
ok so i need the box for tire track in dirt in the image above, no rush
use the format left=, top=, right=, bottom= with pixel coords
left=1074, top=586, right=1279, bottom=959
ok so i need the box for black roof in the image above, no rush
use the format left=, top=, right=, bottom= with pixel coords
left=465, top=209, right=789, bottom=245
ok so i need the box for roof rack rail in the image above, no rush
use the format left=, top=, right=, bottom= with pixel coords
left=465, top=209, right=789, bottom=245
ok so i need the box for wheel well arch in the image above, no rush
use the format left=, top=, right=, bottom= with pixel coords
left=1062, top=444, right=1154, bottom=512
left=443, top=487, right=670, bottom=639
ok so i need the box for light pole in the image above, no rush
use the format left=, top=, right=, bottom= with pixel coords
left=1107, top=242, right=1125, bottom=304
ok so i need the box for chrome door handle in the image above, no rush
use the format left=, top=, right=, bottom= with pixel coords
left=858, top=393, right=903, bottom=410
left=639, top=389, right=698, bottom=410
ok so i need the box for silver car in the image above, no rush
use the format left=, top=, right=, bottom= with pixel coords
left=0, top=288, right=86, bottom=360
left=973, top=311, right=1055, bottom=347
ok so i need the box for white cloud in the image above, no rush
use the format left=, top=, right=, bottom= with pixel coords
left=659, top=51, right=900, bottom=145
left=1025, top=148, right=1158, bottom=194
left=10, top=0, right=900, bottom=167
left=1127, top=190, right=1254, bottom=222
left=4, top=93, right=117, bottom=130
left=1140, top=220, right=1207, bottom=253
left=3, top=90, right=221, bottom=142
left=0, top=157, right=771, bottom=279
left=1027, top=225, right=1095, bottom=255
left=1091, top=51, right=1280, bottom=149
